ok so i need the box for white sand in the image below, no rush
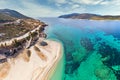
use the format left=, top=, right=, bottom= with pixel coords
left=1, top=39, right=62, bottom=80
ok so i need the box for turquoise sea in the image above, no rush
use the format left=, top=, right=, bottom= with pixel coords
left=40, top=18, right=120, bottom=80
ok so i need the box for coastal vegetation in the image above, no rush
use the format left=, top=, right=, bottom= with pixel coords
left=0, top=9, right=47, bottom=41
left=0, top=19, right=46, bottom=41
left=0, top=24, right=47, bottom=62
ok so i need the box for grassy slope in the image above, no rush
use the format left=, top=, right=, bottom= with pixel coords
left=0, top=13, right=16, bottom=21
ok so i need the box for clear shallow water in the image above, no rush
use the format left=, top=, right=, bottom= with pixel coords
left=39, top=18, right=120, bottom=80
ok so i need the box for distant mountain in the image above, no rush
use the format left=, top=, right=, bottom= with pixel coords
left=0, top=13, right=15, bottom=20
left=59, top=13, right=120, bottom=20
left=0, top=13, right=16, bottom=23
left=0, top=9, right=29, bottom=19
left=0, top=9, right=31, bottom=23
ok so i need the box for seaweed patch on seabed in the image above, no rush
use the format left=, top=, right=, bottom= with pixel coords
left=80, top=37, right=94, bottom=51
left=97, top=42, right=120, bottom=80
left=90, top=31, right=120, bottom=80
left=65, top=32, right=120, bottom=80
left=65, top=37, right=95, bottom=74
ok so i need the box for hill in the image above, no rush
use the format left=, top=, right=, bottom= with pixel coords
left=59, top=13, right=120, bottom=20
left=0, top=9, right=47, bottom=41
left=0, top=13, right=15, bottom=23
left=0, top=9, right=29, bottom=19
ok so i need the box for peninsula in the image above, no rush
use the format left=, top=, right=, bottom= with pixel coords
left=0, top=9, right=62, bottom=80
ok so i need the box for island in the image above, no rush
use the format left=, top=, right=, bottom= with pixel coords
left=59, top=13, right=120, bottom=20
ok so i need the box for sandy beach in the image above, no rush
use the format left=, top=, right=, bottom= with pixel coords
left=0, top=39, right=63, bottom=80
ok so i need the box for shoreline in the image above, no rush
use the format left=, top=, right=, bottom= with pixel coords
left=1, top=39, right=63, bottom=80
left=0, top=17, right=63, bottom=80
left=36, top=39, right=63, bottom=80
left=46, top=40, right=64, bottom=80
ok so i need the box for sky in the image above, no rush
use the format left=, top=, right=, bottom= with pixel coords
left=0, top=0, right=120, bottom=17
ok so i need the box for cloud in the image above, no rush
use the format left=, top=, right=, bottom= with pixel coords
left=48, top=0, right=86, bottom=12
left=71, top=4, right=80, bottom=9
left=0, top=0, right=65, bottom=17
left=19, top=1, right=64, bottom=17
left=49, top=0, right=67, bottom=4
left=100, top=1, right=109, bottom=5
left=0, top=0, right=12, bottom=8
left=99, top=0, right=120, bottom=5
left=110, top=0, right=120, bottom=6
left=0, top=0, right=120, bottom=17
left=0, top=0, right=25, bottom=10
left=71, top=0, right=103, bottom=5
left=48, top=0, right=68, bottom=8
left=98, top=0, right=120, bottom=8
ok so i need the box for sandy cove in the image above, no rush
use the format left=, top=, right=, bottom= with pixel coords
left=0, top=39, right=63, bottom=80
